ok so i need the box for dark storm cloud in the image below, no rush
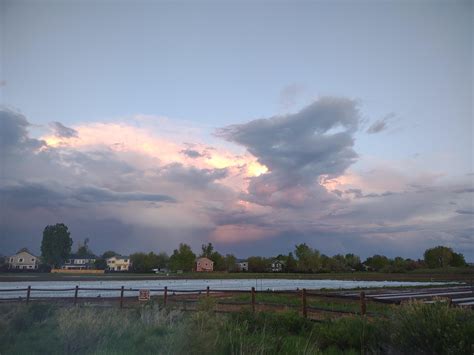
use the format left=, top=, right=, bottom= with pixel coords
left=73, top=186, right=176, bottom=203
left=159, top=163, right=228, bottom=188
left=217, top=97, right=360, bottom=207
left=49, top=121, right=78, bottom=138
left=454, top=187, right=474, bottom=193
left=456, top=209, right=474, bottom=215
left=366, top=112, right=395, bottom=134
left=0, top=109, right=45, bottom=152
left=0, top=181, right=176, bottom=207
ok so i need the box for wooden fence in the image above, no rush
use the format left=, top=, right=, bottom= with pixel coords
left=0, top=285, right=384, bottom=319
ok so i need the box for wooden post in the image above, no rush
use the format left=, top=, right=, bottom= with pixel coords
left=360, top=291, right=366, bottom=316
left=120, top=286, right=125, bottom=309
left=26, top=285, right=31, bottom=304
left=206, top=286, right=210, bottom=297
left=163, top=286, right=168, bottom=306
left=74, top=285, right=79, bottom=305
left=251, top=287, right=256, bottom=313
left=302, top=288, right=307, bottom=318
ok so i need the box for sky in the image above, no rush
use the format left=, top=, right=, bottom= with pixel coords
left=1, top=0, right=473, bottom=260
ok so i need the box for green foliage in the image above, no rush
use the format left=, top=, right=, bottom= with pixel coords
left=0, top=301, right=473, bottom=354
left=40, top=223, right=73, bottom=267
left=364, top=254, right=390, bottom=272
left=424, top=246, right=467, bottom=268
left=247, top=256, right=271, bottom=272
left=102, top=250, right=118, bottom=259
left=131, top=251, right=169, bottom=272
left=389, top=300, right=474, bottom=354
left=294, top=243, right=321, bottom=272
left=169, top=243, right=196, bottom=272
left=76, top=237, right=92, bottom=257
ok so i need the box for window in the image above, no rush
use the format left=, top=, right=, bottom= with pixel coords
left=31, top=258, right=35, bottom=262
left=124, top=260, right=128, bottom=262
left=19, top=258, right=24, bottom=262
left=10, top=258, right=13, bottom=262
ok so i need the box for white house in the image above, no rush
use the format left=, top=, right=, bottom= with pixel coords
left=236, top=260, right=249, bottom=272
left=271, top=259, right=285, bottom=272
left=62, top=254, right=97, bottom=270
left=8, top=248, right=39, bottom=270
left=106, top=256, right=131, bottom=271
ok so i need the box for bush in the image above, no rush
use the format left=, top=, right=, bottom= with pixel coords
left=389, top=300, right=474, bottom=354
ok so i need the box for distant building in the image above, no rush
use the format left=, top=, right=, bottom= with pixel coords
left=8, top=248, right=39, bottom=270
left=62, top=254, right=96, bottom=270
left=271, top=259, right=285, bottom=272
left=196, top=257, right=214, bottom=272
left=106, top=256, right=131, bottom=271
left=236, top=259, right=248, bottom=272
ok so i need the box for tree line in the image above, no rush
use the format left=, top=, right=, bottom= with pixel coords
left=3, top=223, right=469, bottom=273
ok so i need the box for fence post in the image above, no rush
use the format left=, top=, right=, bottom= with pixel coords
left=251, top=287, right=256, bottom=313
left=360, top=291, right=366, bottom=316
left=120, top=286, right=125, bottom=309
left=302, top=288, right=307, bottom=318
left=74, top=285, right=79, bottom=305
left=26, top=285, right=31, bottom=304
left=206, top=286, right=210, bottom=297
left=164, top=286, right=168, bottom=306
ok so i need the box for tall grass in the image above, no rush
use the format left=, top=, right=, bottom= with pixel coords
left=0, top=299, right=472, bottom=354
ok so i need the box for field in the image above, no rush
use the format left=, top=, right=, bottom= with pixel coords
left=1, top=267, right=473, bottom=282
left=0, top=298, right=473, bottom=354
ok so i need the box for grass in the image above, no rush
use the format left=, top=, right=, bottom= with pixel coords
left=1, top=267, right=473, bottom=282
left=0, top=299, right=472, bottom=354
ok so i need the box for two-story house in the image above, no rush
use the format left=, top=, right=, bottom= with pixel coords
left=196, top=257, right=214, bottom=272
left=106, top=256, right=131, bottom=271
left=62, top=254, right=97, bottom=270
left=8, top=248, right=39, bottom=270
left=236, top=259, right=249, bottom=272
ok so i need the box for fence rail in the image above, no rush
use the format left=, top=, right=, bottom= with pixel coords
left=1, top=285, right=470, bottom=318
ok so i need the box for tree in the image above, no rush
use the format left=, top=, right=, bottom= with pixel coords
left=169, top=243, right=196, bottom=272
left=364, top=255, right=390, bottom=272
left=294, top=243, right=321, bottom=272
left=424, top=246, right=454, bottom=268
left=200, top=243, right=214, bottom=258
left=76, top=238, right=92, bottom=257
left=247, top=256, right=270, bottom=272
left=451, top=252, right=467, bottom=267
left=41, top=223, right=73, bottom=268
left=223, top=254, right=237, bottom=272
left=286, top=252, right=297, bottom=272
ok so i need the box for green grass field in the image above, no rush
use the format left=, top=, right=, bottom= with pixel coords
left=1, top=267, right=473, bottom=282
left=0, top=299, right=472, bottom=354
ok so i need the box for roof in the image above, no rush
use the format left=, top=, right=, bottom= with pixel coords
left=68, top=254, right=97, bottom=260
left=196, top=257, right=214, bottom=263
left=14, top=248, right=37, bottom=257
left=107, top=255, right=130, bottom=260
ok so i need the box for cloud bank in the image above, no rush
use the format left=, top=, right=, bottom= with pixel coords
left=1, top=99, right=472, bottom=259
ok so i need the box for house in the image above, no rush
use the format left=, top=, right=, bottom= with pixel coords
left=8, top=248, right=39, bottom=270
left=196, top=257, right=214, bottom=272
left=271, top=259, right=285, bottom=272
left=62, top=254, right=96, bottom=270
left=236, top=259, right=248, bottom=272
left=106, top=256, right=131, bottom=271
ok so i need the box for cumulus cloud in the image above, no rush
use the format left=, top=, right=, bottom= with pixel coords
left=1, top=106, right=473, bottom=260
left=218, top=97, right=360, bottom=207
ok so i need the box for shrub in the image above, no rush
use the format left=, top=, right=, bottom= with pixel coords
left=389, top=300, right=474, bottom=354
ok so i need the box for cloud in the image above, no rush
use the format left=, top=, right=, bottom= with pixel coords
left=1, top=107, right=473, bottom=260
left=366, top=112, right=396, bottom=134
left=181, top=148, right=204, bottom=158
left=218, top=97, right=360, bottom=207
left=49, top=121, right=78, bottom=138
